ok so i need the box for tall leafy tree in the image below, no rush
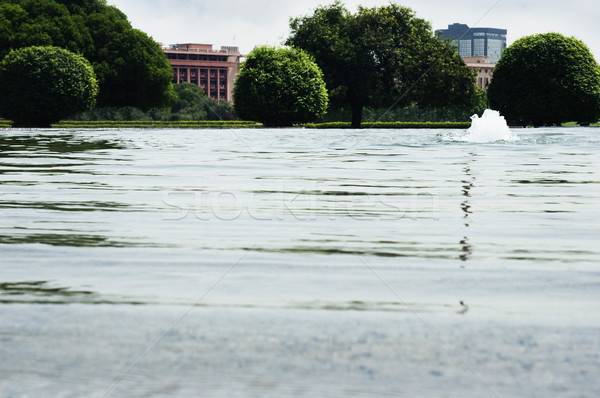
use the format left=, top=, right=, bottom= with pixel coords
left=287, top=2, right=477, bottom=127
left=488, top=33, right=600, bottom=126
left=0, top=0, right=175, bottom=111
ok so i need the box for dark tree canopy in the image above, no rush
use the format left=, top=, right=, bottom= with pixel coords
left=170, top=82, right=209, bottom=120
left=488, top=33, right=600, bottom=126
left=233, top=46, right=328, bottom=127
left=0, top=0, right=176, bottom=111
left=287, top=1, right=477, bottom=127
left=0, top=46, right=98, bottom=127
left=166, top=82, right=234, bottom=121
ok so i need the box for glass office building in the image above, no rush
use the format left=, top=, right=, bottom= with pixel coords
left=437, top=23, right=507, bottom=63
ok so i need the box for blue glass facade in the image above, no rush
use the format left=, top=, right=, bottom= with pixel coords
left=437, top=23, right=507, bottom=63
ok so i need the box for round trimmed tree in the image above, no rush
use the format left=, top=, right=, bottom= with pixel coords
left=488, top=33, right=600, bottom=126
left=233, top=46, right=328, bottom=127
left=0, top=46, right=98, bottom=127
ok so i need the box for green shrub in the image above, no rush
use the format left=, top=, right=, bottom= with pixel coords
left=0, top=46, right=98, bottom=127
left=234, top=46, right=328, bottom=127
left=488, top=33, right=600, bottom=126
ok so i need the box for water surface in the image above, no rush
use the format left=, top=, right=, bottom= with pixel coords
left=1, top=127, right=599, bottom=397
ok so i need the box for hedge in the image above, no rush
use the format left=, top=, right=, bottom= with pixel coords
left=52, top=120, right=262, bottom=128
left=299, top=121, right=472, bottom=129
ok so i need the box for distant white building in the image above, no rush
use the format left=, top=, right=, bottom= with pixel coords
left=462, top=56, right=496, bottom=89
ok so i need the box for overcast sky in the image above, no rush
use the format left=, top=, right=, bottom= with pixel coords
left=109, top=0, right=600, bottom=61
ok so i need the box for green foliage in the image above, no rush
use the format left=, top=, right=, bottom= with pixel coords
left=170, top=82, right=209, bottom=120
left=287, top=1, right=478, bottom=127
left=488, top=33, right=600, bottom=126
left=0, top=0, right=175, bottom=110
left=149, top=83, right=236, bottom=121
left=0, top=45, right=97, bottom=127
left=68, top=106, right=152, bottom=122
left=68, top=83, right=237, bottom=122
left=233, top=46, right=328, bottom=127
left=323, top=89, right=486, bottom=124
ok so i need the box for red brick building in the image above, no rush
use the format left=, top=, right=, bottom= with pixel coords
left=163, top=43, right=242, bottom=102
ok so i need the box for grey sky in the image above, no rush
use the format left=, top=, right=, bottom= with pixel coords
left=109, top=0, right=600, bottom=61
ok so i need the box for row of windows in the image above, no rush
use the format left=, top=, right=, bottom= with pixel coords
left=171, top=67, right=229, bottom=100
left=166, top=53, right=229, bottom=62
left=452, top=36, right=506, bottom=63
left=172, top=68, right=227, bottom=77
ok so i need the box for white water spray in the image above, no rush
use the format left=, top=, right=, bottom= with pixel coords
left=445, top=109, right=519, bottom=143
left=464, top=109, right=519, bottom=142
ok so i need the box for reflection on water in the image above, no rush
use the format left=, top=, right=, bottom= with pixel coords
left=459, top=152, right=476, bottom=263
left=0, top=281, right=94, bottom=302
left=0, top=281, right=148, bottom=305
left=0, top=200, right=132, bottom=211
left=0, top=232, right=171, bottom=247
left=0, top=133, right=126, bottom=155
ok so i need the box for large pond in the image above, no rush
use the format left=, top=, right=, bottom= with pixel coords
left=1, top=127, right=599, bottom=397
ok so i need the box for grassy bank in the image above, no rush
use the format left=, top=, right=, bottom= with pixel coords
left=300, top=121, right=473, bottom=129
left=2, top=119, right=597, bottom=129
left=52, top=120, right=262, bottom=128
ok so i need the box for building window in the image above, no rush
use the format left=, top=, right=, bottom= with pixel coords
left=458, top=40, right=472, bottom=57
left=473, top=39, right=485, bottom=56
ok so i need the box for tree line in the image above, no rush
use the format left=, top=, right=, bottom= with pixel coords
left=0, top=0, right=598, bottom=127
left=233, top=2, right=600, bottom=127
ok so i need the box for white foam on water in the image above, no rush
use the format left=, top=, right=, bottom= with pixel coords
left=446, top=109, right=519, bottom=143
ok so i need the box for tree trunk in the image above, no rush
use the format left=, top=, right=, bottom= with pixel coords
left=350, top=101, right=363, bottom=128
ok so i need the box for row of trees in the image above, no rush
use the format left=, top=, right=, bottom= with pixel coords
left=0, top=0, right=598, bottom=127
left=233, top=14, right=600, bottom=127
left=234, top=2, right=481, bottom=127
left=0, top=0, right=483, bottom=127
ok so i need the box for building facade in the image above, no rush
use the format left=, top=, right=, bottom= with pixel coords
left=462, top=56, right=495, bottom=89
left=162, top=43, right=242, bottom=102
left=437, top=23, right=507, bottom=63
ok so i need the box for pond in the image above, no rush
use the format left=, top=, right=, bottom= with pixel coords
left=1, top=127, right=599, bottom=397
